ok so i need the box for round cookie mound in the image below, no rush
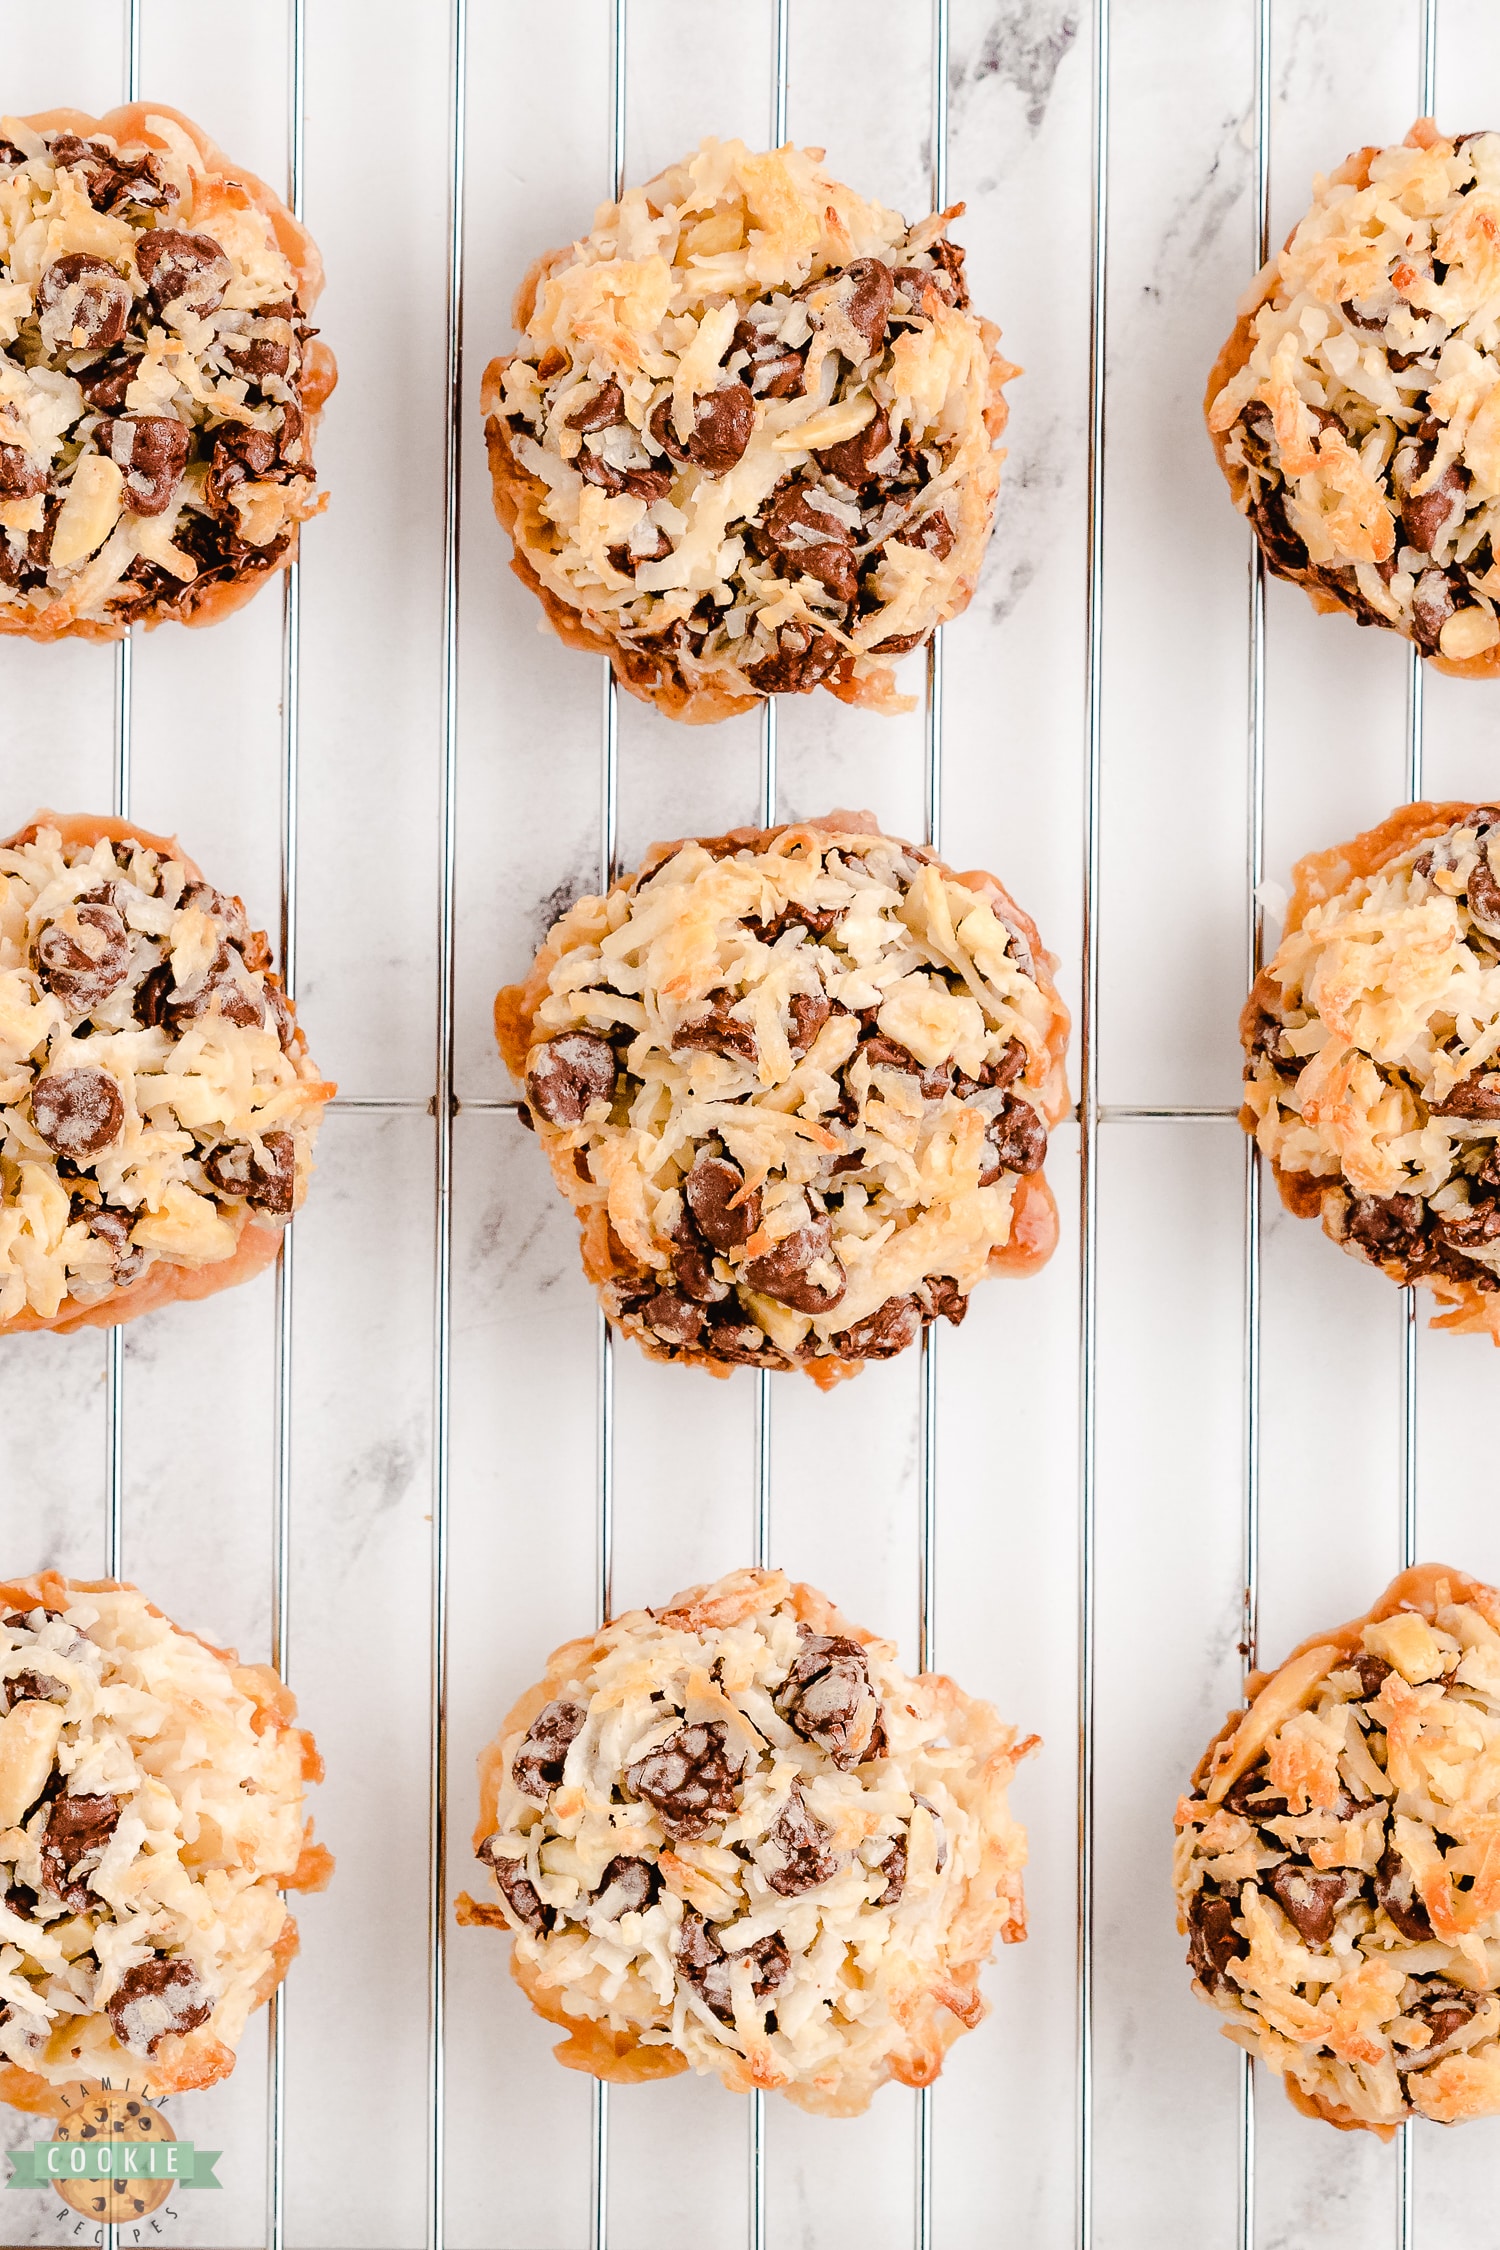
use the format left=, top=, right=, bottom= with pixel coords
left=481, top=136, right=1015, bottom=722
left=494, top=816, right=1070, bottom=1384
left=1242, top=800, right=1500, bottom=1343
left=0, top=102, right=335, bottom=640
left=457, top=1567, right=1036, bottom=2116
left=0, top=1572, right=331, bottom=2115
left=1206, top=120, right=1500, bottom=672
left=1176, top=1565, right=1500, bottom=2137
left=0, top=813, right=334, bottom=1336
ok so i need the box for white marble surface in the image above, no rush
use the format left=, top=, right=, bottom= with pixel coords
left=2, top=2, right=1499, bottom=2245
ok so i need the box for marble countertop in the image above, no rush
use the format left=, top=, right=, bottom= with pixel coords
left=2, top=2, right=1497, bottom=2244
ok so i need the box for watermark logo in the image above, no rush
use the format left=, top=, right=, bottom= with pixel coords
left=5, top=2079, right=219, bottom=2229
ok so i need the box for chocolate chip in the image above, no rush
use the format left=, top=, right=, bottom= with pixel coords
left=105, top=1957, right=211, bottom=2055
left=929, top=237, right=970, bottom=308
left=606, top=527, right=673, bottom=575
left=642, top=1289, right=705, bottom=1346
left=1219, top=1768, right=1290, bottom=1822
left=625, top=1720, right=742, bottom=1839
left=1398, top=1982, right=1477, bottom=2058
left=225, top=329, right=292, bottom=381
left=764, top=1784, right=845, bottom=1895
left=828, top=1292, right=925, bottom=1361
left=78, top=353, right=138, bottom=412
left=926, top=1275, right=968, bottom=1326
left=1375, top=1845, right=1431, bottom=1941
left=134, top=229, right=230, bottom=319
left=31, top=1068, right=124, bottom=1161
left=170, top=944, right=266, bottom=1030
left=732, top=317, right=805, bottom=400
left=1402, top=460, right=1468, bottom=554
left=477, top=1839, right=554, bottom=1933
left=37, top=900, right=130, bottom=1015
left=1267, top=1862, right=1360, bottom=1945
left=0, top=444, right=46, bottom=499
left=525, top=1032, right=618, bottom=1126
left=701, top=1310, right=774, bottom=1363
left=47, top=136, right=173, bottom=214
left=1439, top=1193, right=1500, bottom=1250
left=978, top=1093, right=1048, bottom=1183
left=1412, top=567, right=1463, bottom=653
left=672, top=996, right=758, bottom=1065
left=566, top=379, right=625, bottom=433
left=204, top=424, right=279, bottom=512
left=74, top=1200, right=143, bottom=1285
left=648, top=383, right=755, bottom=474
left=876, top=1834, right=907, bottom=1906
left=894, top=263, right=957, bottom=312
left=1347, top=1191, right=1429, bottom=1264
left=816, top=403, right=892, bottom=489
left=511, top=1699, right=586, bottom=1798
left=746, top=903, right=844, bottom=943
left=775, top=1630, right=883, bottom=1769
left=840, top=258, right=894, bottom=356
left=202, top=1131, right=296, bottom=1215
left=1467, top=842, right=1500, bottom=932
left=788, top=992, right=831, bottom=1053
left=759, top=483, right=857, bottom=603
left=672, top=1242, right=728, bottom=1305
left=1433, top=1076, right=1500, bottom=1118
left=104, top=415, right=190, bottom=516
left=1351, top=1654, right=1393, bottom=1699
left=41, top=1792, right=119, bottom=1910
left=675, top=1906, right=789, bottom=2022
left=743, top=622, right=845, bottom=693
left=594, top=1854, right=659, bottom=1916
left=35, top=253, right=131, bottom=352
left=1187, top=1889, right=1246, bottom=1993
left=133, top=961, right=172, bottom=1029
left=902, top=508, right=955, bottom=562
left=683, top=1152, right=755, bottom=1260
left=742, top=1212, right=846, bottom=1313
left=3, top=1663, right=63, bottom=1711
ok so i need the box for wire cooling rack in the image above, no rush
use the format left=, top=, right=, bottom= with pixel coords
left=7, top=1, right=1500, bottom=2247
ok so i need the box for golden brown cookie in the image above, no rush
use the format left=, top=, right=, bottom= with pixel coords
left=1177, top=1565, right=1500, bottom=2135
left=0, top=812, right=334, bottom=1335
left=481, top=137, right=1014, bottom=721
left=458, top=1567, right=1035, bottom=2116
left=1242, top=800, right=1500, bottom=1341
left=495, top=815, right=1070, bottom=1383
left=0, top=1573, right=330, bottom=2114
left=0, top=103, right=334, bottom=638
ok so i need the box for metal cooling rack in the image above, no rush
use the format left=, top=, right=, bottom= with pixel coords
left=75, top=0, right=1463, bottom=2245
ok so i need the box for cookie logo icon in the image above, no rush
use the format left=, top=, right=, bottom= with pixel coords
left=50, top=2080, right=175, bottom=2221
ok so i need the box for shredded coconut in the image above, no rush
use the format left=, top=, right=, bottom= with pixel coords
left=1178, top=1565, right=1500, bottom=2136
left=481, top=137, right=1015, bottom=722
left=0, top=816, right=332, bottom=1332
left=0, top=1571, right=329, bottom=2112
left=494, top=818, right=1070, bottom=1384
left=457, top=1566, right=1035, bottom=2116
left=1209, top=122, right=1500, bottom=671
left=1242, top=799, right=1500, bottom=1343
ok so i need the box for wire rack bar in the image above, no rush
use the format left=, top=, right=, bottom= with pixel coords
left=1236, top=5, right=1271, bottom=2241
left=590, top=16, right=628, bottom=2249
left=913, top=10, right=949, bottom=2245
left=1398, top=8, right=1437, bottom=2238
left=425, top=0, right=467, bottom=2242
left=1076, top=0, right=1110, bottom=2242
left=266, top=3, right=306, bottom=2242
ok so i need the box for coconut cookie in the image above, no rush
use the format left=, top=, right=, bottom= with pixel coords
left=1176, top=1564, right=1500, bottom=2136
left=456, top=1567, right=1035, bottom=2116
left=0, top=812, right=333, bottom=1335
left=481, top=136, right=1014, bottom=723
left=494, top=816, right=1070, bottom=1386
left=1206, top=121, right=1500, bottom=673
left=1241, top=801, right=1500, bottom=1342
left=0, top=1572, right=330, bottom=2115
left=0, top=102, right=334, bottom=640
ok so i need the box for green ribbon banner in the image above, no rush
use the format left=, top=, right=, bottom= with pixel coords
left=7, top=2140, right=220, bottom=2188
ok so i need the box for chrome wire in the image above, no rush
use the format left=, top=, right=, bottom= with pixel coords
left=914, top=9, right=948, bottom=2247
left=266, top=3, right=306, bottom=2243
left=1237, top=6, right=1270, bottom=2242
left=425, top=0, right=466, bottom=2243
left=591, top=16, right=627, bottom=2248
left=1398, top=8, right=1436, bottom=2236
left=1077, top=0, right=1110, bottom=2243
